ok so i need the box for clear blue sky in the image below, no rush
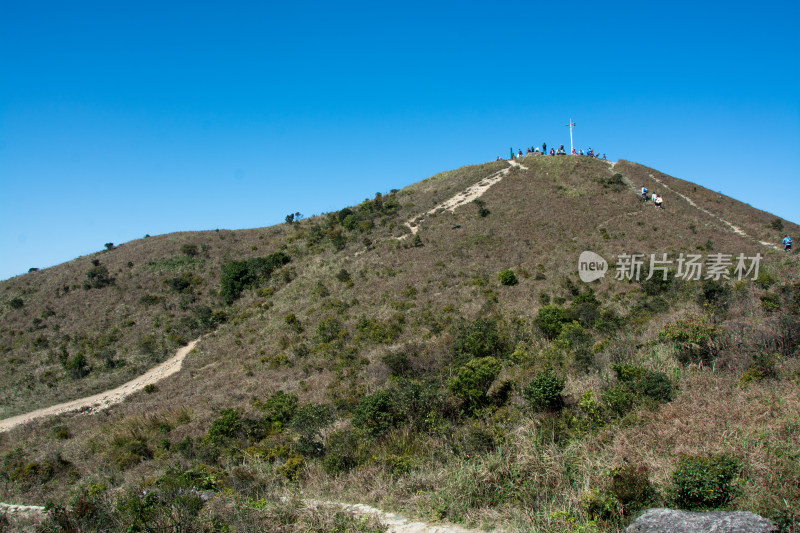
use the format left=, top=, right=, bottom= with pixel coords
left=2, top=0, right=798, bottom=280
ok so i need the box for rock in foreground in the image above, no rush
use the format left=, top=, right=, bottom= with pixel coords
left=626, top=508, right=776, bottom=533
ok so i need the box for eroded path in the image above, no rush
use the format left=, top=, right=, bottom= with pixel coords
left=646, top=173, right=779, bottom=250
left=1, top=498, right=491, bottom=533
left=401, top=160, right=527, bottom=238
left=0, top=338, right=201, bottom=433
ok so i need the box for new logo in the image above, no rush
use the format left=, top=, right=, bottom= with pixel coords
left=578, top=251, right=608, bottom=282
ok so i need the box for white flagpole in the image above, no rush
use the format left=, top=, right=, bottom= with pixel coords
left=565, top=118, right=576, bottom=153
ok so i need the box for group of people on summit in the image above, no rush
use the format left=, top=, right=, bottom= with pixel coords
left=512, top=143, right=606, bottom=160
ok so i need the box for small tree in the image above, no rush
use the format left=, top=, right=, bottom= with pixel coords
left=498, top=269, right=518, bottom=286
left=104, top=242, right=114, bottom=250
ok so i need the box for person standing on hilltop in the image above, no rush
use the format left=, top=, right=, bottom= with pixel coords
left=543, top=142, right=547, bottom=154
left=783, top=235, right=793, bottom=252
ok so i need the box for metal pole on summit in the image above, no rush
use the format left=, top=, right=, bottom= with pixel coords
left=565, top=119, right=576, bottom=154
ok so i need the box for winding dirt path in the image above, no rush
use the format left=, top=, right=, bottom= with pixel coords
left=0, top=338, right=201, bottom=433
left=646, top=173, right=779, bottom=250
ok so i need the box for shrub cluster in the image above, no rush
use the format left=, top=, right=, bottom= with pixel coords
left=523, top=370, right=565, bottom=411
left=219, top=251, right=290, bottom=304
left=671, top=454, right=741, bottom=509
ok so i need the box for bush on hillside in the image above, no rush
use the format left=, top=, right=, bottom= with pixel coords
left=448, top=356, right=502, bottom=414
left=255, top=391, right=298, bottom=430
left=219, top=251, right=290, bottom=304
left=180, top=244, right=199, bottom=257
left=659, top=315, right=719, bottom=364
left=289, top=404, right=335, bottom=456
left=536, top=305, right=573, bottom=339
left=610, top=464, right=655, bottom=514
left=523, top=370, right=565, bottom=411
left=9, top=297, right=23, bottom=309
left=451, top=317, right=506, bottom=364
left=207, top=409, right=243, bottom=443
left=671, top=454, right=741, bottom=509
left=352, top=389, right=404, bottom=437
left=84, top=261, right=114, bottom=289
left=498, top=269, right=518, bottom=286
left=323, top=429, right=364, bottom=474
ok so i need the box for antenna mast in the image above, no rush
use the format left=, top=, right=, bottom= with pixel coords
left=565, top=118, right=576, bottom=153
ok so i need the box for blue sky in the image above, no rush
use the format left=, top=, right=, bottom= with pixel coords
left=1, top=0, right=798, bottom=280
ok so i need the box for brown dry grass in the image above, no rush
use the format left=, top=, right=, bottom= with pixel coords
left=1, top=156, right=799, bottom=531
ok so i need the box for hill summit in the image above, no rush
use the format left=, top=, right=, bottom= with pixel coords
left=1, top=156, right=798, bottom=532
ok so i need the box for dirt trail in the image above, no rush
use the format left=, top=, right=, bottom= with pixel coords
left=301, top=499, right=492, bottom=533
left=646, top=173, right=779, bottom=250
left=400, top=160, right=526, bottom=239
left=0, top=338, right=201, bottom=433
left=1, top=498, right=489, bottom=533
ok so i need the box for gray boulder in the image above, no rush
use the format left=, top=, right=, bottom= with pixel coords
left=626, top=508, right=776, bottom=533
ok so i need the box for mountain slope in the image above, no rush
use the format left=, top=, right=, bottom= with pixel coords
left=1, top=156, right=799, bottom=532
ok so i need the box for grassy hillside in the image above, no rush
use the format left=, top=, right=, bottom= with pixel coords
left=1, top=156, right=799, bottom=532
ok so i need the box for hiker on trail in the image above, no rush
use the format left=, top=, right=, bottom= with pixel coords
left=654, top=195, right=663, bottom=209
left=550, top=148, right=555, bottom=155
left=518, top=149, right=523, bottom=158
left=602, top=154, right=606, bottom=160
left=642, top=187, right=648, bottom=201
left=572, top=148, right=576, bottom=154
left=783, top=235, right=793, bottom=252
left=579, top=149, right=584, bottom=156
left=543, top=142, right=547, bottom=153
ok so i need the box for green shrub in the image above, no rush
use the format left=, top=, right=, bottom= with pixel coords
left=180, top=244, right=199, bottom=257
left=671, top=454, right=741, bottom=509
left=278, top=455, right=305, bottom=481
left=641, top=270, right=673, bottom=296
left=9, top=297, right=24, bottom=309
left=523, top=371, right=565, bottom=411
left=634, top=371, right=674, bottom=404
left=352, top=390, right=404, bottom=437
left=289, top=404, right=335, bottom=456
left=284, top=313, right=304, bottom=333
left=356, top=315, right=403, bottom=344
left=381, top=351, right=412, bottom=377
left=447, top=356, right=502, bottom=413
left=698, top=279, right=730, bottom=308
left=603, top=385, right=636, bottom=417
left=556, top=321, right=592, bottom=350
left=316, top=316, right=345, bottom=343
left=256, top=391, right=298, bottom=429
left=219, top=251, right=290, bottom=304
left=84, top=262, right=114, bottom=289
left=207, top=408, right=243, bottom=443
left=659, top=315, right=719, bottom=364
left=498, top=269, right=518, bottom=286
left=63, top=353, right=90, bottom=379
left=610, top=464, right=655, bottom=514
left=451, top=317, right=506, bottom=364
left=535, top=305, right=573, bottom=339
left=323, top=429, right=363, bottom=474
left=760, top=293, right=781, bottom=313
left=754, top=270, right=777, bottom=289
